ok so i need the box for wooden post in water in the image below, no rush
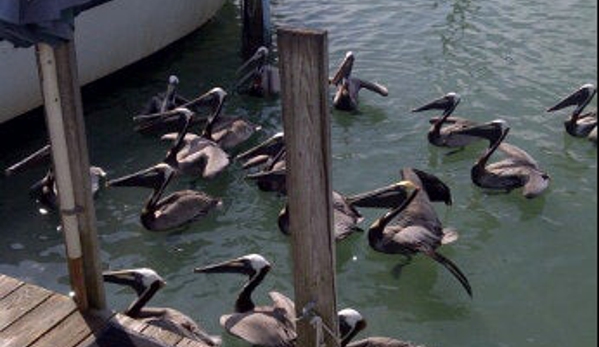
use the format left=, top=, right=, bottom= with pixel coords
left=35, top=41, right=106, bottom=312
left=241, top=0, right=271, bottom=59
left=277, top=28, right=338, bottom=347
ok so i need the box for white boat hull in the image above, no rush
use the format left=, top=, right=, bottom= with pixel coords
left=0, top=0, right=226, bottom=124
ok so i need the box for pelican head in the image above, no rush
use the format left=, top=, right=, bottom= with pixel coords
left=452, top=119, right=509, bottom=144
left=194, top=254, right=271, bottom=278
left=103, top=268, right=166, bottom=296
left=412, top=92, right=462, bottom=116
left=330, top=51, right=356, bottom=86
left=168, top=75, right=180, bottom=85
left=338, top=308, right=367, bottom=346
left=547, top=83, right=597, bottom=117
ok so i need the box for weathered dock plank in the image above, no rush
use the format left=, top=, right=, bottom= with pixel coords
left=0, top=275, right=23, bottom=300
left=0, top=293, right=77, bottom=347
left=0, top=282, right=53, bottom=331
left=29, top=310, right=93, bottom=347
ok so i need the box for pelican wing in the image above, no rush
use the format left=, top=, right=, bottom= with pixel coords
left=221, top=310, right=296, bottom=347
left=268, top=291, right=296, bottom=330
left=497, top=142, right=539, bottom=168
left=152, top=191, right=220, bottom=229
left=200, top=145, right=230, bottom=179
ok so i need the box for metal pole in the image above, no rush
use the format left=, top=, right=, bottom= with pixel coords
left=35, top=41, right=106, bottom=311
left=277, top=28, right=338, bottom=347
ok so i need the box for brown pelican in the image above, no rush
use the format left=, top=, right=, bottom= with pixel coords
left=235, top=131, right=285, bottom=170
left=547, top=83, right=597, bottom=143
left=194, top=254, right=297, bottom=347
left=108, top=163, right=222, bottom=231
left=108, top=110, right=222, bottom=231
left=452, top=120, right=550, bottom=198
left=146, top=96, right=231, bottom=180
left=330, top=51, right=389, bottom=112
left=160, top=88, right=260, bottom=152
left=244, top=147, right=287, bottom=194
left=4, top=144, right=106, bottom=212
left=412, top=92, right=481, bottom=149
left=368, top=178, right=472, bottom=297
left=339, top=308, right=426, bottom=347
left=277, top=181, right=423, bottom=242
left=103, top=267, right=221, bottom=346
left=235, top=46, right=280, bottom=97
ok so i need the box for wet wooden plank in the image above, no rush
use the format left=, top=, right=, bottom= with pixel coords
left=0, top=282, right=53, bottom=331
left=0, top=275, right=23, bottom=300
left=79, top=324, right=171, bottom=347
left=29, top=310, right=93, bottom=347
left=0, top=293, right=77, bottom=347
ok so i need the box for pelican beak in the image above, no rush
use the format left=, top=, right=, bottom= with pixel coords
left=412, top=93, right=461, bottom=113
left=4, top=144, right=51, bottom=177
left=547, top=84, right=597, bottom=112
left=102, top=269, right=138, bottom=283
left=330, top=51, right=355, bottom=86
left=194, top=257, right=254, bottom=276
left=346, top=181, right=413, bottom=209
left=235, top=133, right=285, bottom=163
left=245, top=168, right=286, bottom=181
left=107, top=165, right=171, bottom=189
left=453, top=119, right=508, bottom=142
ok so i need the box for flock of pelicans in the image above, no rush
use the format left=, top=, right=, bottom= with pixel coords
left=4, top=46, right=597, bottom=347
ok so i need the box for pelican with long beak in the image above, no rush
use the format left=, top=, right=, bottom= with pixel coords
left=235, top=131, right=286, bottom=170
left=235, top=46, right=280, bottom=97
left=453, top=120, right=550, bottom=198
left=4, top=144, right=106, bottom=212
left=412, top=92, right=481, bottom=149
left=339, top=308, right=427, bottom=347
left=368, top=179, right=472, bottom=297
left=103, top=268, right=221, bottom=346
left=547, top=83, right=597, bottom=143
left=145, top=95, right=230, bottom=179
left=277, top=181, right=424, bottom=242
left=330, top=51, right=389, bottom=112
left=160, top=87, right=259, bottom=152
left=194, top=254, right=296, bottom=347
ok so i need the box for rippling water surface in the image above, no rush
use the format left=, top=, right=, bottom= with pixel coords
left=0, top=1, right=596, bottom=346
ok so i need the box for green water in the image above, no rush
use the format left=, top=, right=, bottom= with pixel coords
left=0, top=1, right=596, bottom=346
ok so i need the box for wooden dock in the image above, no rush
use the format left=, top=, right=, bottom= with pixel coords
left=0, top=274, right=211, bottom=347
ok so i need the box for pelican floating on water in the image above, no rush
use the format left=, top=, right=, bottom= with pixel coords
left=277, top=181, right=422, bottom=242
left=330, top=51, right=389, bottom=112
left=412, top=92, right=481, bottom=149
left=235, top=46, right=280, bottom=97
left=160, top=88, right=260, bottom=152
left=194, top=254, right=296, bottom=347
left=4, top=144, right=106, bottom=212
left=103, top=267, right=221, bottom=346
left=339, top=308, right=427, bottom=347
left=452, top=120, right=550, bottom=198
left=547, top=83, right=597, bottom=143
left=368, top=177, right=472, bottom=297
left=108, top=110, right=222, bottom=231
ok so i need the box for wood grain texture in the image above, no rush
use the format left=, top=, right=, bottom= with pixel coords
left=0, top=283, right=53, bottom=331
left=277, top=27, right=339, bottom=347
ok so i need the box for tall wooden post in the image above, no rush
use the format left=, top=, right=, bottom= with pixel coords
left=277, top=28, right=338, bottom=347
left=35, top=41, right=106, bottom=311
left=241, top=0, right=271, bottom=59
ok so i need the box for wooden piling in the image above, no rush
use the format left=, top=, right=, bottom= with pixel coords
left=35, top=41, right=106, bottom=311
left=277, top=28, right=338, bottom=347
left=241, top=0, right=271, bottom=59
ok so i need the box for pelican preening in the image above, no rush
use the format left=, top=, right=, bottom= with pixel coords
left=235, top=46, right=281, bottom=97
left=194, top=254, right=297, bottom=347
left=103, top=268, right=221, bottom=346
left=330, top=51, right=389, bottom=112
left=412, top=92, right=481, bottom=149
left=547, top=83, right=597, bottom=143
left=368, top=176, right=472, bottom=297
left=452, top=120, right=550, bottom=199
